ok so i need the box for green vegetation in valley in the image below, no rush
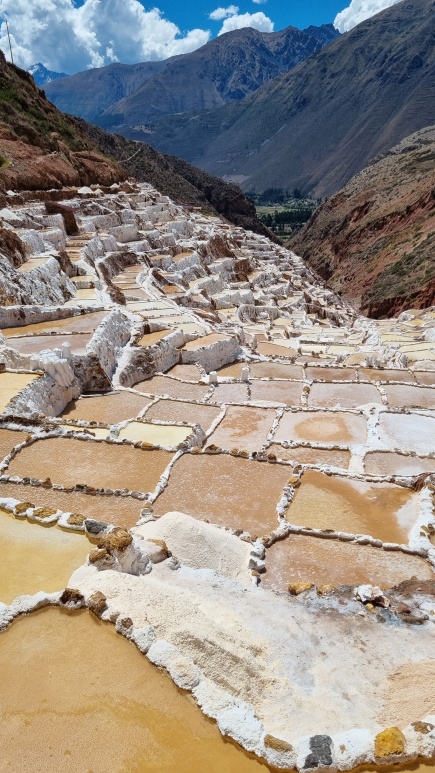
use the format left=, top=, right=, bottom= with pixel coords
left=248, top=187, right=319, bottom=239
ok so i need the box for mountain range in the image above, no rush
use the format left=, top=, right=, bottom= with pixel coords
left=44, top=24, right=339, bottom=126
left=28, top=63, right=69, bottom=87
left=0, top=52, right=265, bottom=236
left=129, top=0, right=435, bottom=198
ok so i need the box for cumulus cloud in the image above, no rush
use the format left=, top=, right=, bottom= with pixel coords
left=210, top=5, right=239, bottom=21
left=334, top=0, right=402, bottom=32
left=218, top=11, right=274, bottom=35
left=252, top=0, right=268, bottom=4
left=0, top=0, right=211, bottom=73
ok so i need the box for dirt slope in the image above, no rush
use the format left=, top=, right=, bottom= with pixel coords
left=291, top=126, right=435, bottom=317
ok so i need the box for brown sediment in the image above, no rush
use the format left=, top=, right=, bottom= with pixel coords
left=183, top=333, right=226, bottom=350
left=0, top=511, right=90, bottom=603
left=250, top=362, right=304, bottom=380
left=217, top=362, right=245, bottom=378
left=209, top=383, right=249, bottom=404
left=165, top=364, right=202, bottom=381
left=274, top=411, right=367, bottom=445
left=384, top=385, right=435, bottom=410
left=145, top=399, right=221, bottom=432
left=250, top=381, right=302, bottom=406
left=1, top=311, right=108, bottom=337
left=0, top=607, right=268, bottom=773
left=8, top=332, right=93, bottom=356
left=256, top=342, right=298, bottom=358
left=414, top=371, right=435, bottom=386
left=0, top=427, right=29, bottom=460
left=287, top=471, right=419, bottom=543
left=7, top=437, right=173, bottom=493
left=207, top=406, right=276, bottom=452
left=0, top=481, right=143, bottom=529
left=61, top=392, right=151, bottom=424
left=133, top=375, right=210, bottom=401
left=138, top=329, right=174, bottom=347
left=359, top=369, right=417, bottom=384
left=153, top=453, right=290, bottom=533
left=262, top=534, right=433, bottom=591
left=305, top=367, right=357, bottom=382
left=0, top=372, right=40, bottom=413
left=267, top=444, right=351, bottom=468
left=365, top=453, right=435, bottom=476
left=309, top=383, right=382, bottom=408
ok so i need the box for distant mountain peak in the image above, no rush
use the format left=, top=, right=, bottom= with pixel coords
left=28, top=63, right=69, bottom=87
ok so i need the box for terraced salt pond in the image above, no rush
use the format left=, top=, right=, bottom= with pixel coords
left=0, top=608, right=265, bottom=773
left=61, top=392, right=151, bottom=423
left=145, top=399, right=222, bottom=431
left=309, top=383, right=382, bottom=408
left=274, top=410, right=367, bottom=445
left=208, top=406, right=276, bottom=452
left=153, top=454, right=290, bottom=534
left=8, top=437, right=173, bottom=494
left=1, top=311, right=107, bottom=337
left=267, top=444, right=352, bottom=468
left=118, top=420, right=192, bottom=446
left=263, top=534, right=434, bottom=590
left=8, top=332, right=93, bottom=355
left=0, top=480, right=143, bottom=529
left=0, top=371, right=39, bottom=412
left=133, top=375, right=211, bottom=401
left=0, top=513, right=91, bottom=604
left=287, top=471, right=419, bottom=543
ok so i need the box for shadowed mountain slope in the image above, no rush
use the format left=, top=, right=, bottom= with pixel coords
left=0, top=52, right=266, bottom=235
left=45, top=25, right=339, bottom=126
left=291, top=126, right=435, bottom=317
left=133, top=0, right=435, bottom=198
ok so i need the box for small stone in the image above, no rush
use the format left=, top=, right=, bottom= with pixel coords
left=66, top=512, right=86, bottom=526
left=375, top=727, right=406, bottom=758
left=88, top=591, right=107, bottom=616
left=264, top=734, right=293, bottom=753
left=317, top=584, right=335, bottom=596
left=288, top=582, right=314, bottom=596
left=411, top=721, right=434, bottom=735
left=366, top=603, right=376, bottom=613
left=84, top=518, right=109, bottom=535
left=32, top=507, right=58, bottom=519
left=88, top=548, right=108, bottom=564
left=146, top=538, right=170, bottom=563
left=59, top=588, right=85, bottom=609
left=14, top=501, right=34, bottom=514
left=98, top=528, right=132, bottom=552
left=304, top=735, right=333, bottom=768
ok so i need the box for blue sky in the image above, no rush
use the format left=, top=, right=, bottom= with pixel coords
left=0, top=0, right=400, bottom=73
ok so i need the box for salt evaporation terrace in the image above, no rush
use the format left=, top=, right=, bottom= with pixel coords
left=0, top=182, right=434, bottom=773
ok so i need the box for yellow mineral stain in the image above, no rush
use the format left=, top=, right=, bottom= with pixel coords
left=0, top=513, right=91, bottom=604
left=0, top=371, right=39, bottom=413
left=8, top=437, right=173, bottom=494
left=287, top=471, right=419, bottom=543
left=0, top=607, right=268, bottom=773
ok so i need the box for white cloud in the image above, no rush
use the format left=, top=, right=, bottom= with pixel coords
left=210, top=5, right=239, bottom=21
left=334, top=0, right=402, bottom=32
left=218, top=11, right=274, bottom=35
left=0, top=0, right=211, bottom=73
left=252, top=0, right=267, bottom=4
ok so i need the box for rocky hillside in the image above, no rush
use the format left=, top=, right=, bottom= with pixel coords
left=139, top=0, right=435, bottom=197
left=0, top=51, right=126, bottom=190
left=291, top=126, right=435, bottom=317
left=45, top=25, right=339, bottom=126
left=0, top=53, right=266, bottom=236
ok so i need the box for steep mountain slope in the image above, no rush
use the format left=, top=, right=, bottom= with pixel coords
left=44, top=61, right=166, bottom=122
left=139, top=0, right=435, bottom=197
left=0, top=52, right=126, bottom=190
left=0, top=53, right=265, bottom=235
left=45, top=25, right=339, bottom=126
left=291, top=126, right=435, bottom=317
left=28, top=64, right=69, bottom=86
